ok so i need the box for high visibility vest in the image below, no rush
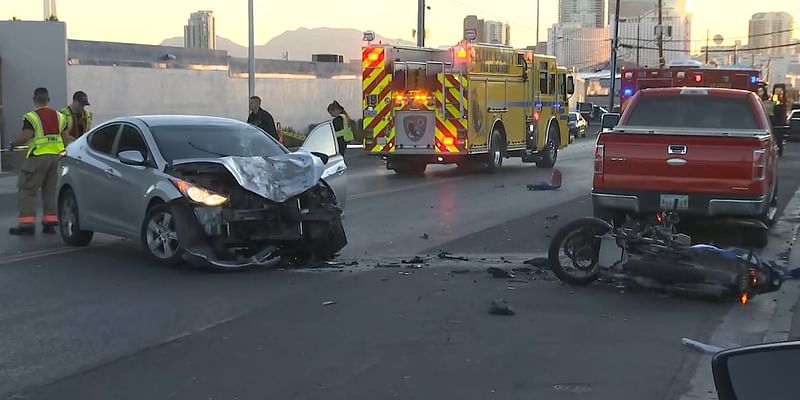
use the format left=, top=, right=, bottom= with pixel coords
left=59, top=106, right=93, bottom=137
left=762, top=100, right=775, bottom=117
left=335, top=114, right=355, bottom=142
left=24, top=108, right=67, bottom=158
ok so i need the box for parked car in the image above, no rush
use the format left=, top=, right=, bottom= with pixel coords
left=593, top=88, right=778, bottom=247
left=568, top=112, right=588, bottom=138
left=787, top=109, right=800, bottom=141
left=57, top=115, right=348, bottom=269
left=577, top=102, right=594, bottom=121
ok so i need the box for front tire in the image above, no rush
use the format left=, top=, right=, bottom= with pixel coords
left=537, top=124, right=559, bottom=169
left=548, top=217, right=612, bottom=286
left=141, top=204, right=184, bottom=266
left=59, top=188, right=94, bottom=247
left=485, top=129, right=504, bottom=172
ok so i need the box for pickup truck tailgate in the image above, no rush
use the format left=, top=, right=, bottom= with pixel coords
left=599, top=133, right=768, bottom=195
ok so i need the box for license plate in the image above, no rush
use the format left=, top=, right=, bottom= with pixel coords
left=660, top=194, right=689, bottom=210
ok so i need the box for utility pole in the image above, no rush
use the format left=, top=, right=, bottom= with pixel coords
left=248, top=0, right=255, bottom=104
left=417, top=0, right=425, bottom=47
left=657, top=0, right=664, bottom=68
left=705, top=30, right=709, bottom=64
left=536, top=0, right=540, bottom=47
left=609, top=0, right=621, bottom=110
left=636, top=17, right=641, bottom=67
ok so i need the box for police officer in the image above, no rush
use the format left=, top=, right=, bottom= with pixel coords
left=60, top=90, right=93, bottom=139
left=327, top=100, right=355, bottom=155
left=6, top=87, right=71, bottom=235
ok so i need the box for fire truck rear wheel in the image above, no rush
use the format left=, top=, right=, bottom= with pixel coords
left=486, top=130, right=504, bottom=172
left=537, top=125, right=559, bottom=169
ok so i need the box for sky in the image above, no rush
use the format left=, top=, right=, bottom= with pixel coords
left=1, top=0, right=798, bottom=53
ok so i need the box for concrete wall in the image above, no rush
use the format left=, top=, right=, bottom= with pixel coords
left=67, top=65, right=361, bottom=132
left=0, top=21, right=68, bottom=151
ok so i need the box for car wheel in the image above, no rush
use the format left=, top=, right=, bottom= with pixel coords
left=537, top=124, right=559, bottom=169
left=58, top=188, right=94, bottom=247
left=141, top=204, right=184, bottom=266
left=485, top=129, right=504, bottom=172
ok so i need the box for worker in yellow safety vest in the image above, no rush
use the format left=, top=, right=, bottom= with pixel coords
left=60, top=90, right=93, bottom=139
left=6, top=87, right=73, bottom=235
left=327, top=100, right=355, bottom=155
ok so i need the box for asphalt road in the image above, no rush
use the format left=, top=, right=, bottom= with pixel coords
left=1, top=127, right=799, bottom=400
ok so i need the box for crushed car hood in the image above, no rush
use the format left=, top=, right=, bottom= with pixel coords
left=171, top=150, right=326, bottom=203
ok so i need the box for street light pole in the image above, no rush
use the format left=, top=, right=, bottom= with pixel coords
left=248, top=0, right=255, bottom=103
left=417, top=0, right=425, bottom=47
left=536, top=0, right=540, bottom=47
left=609, top=0, right=621, bottom=110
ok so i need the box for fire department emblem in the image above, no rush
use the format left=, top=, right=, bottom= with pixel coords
left=471, top=93, right=483, bottom=136
left=404, top=116, right=427, bottom=142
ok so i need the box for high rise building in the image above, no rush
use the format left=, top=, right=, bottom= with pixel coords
left=559, top=0, right=605, bottom=28
left=748, top=12, right=794, bottom=55
left=609, top=0, right=687, bottom=24
left=184, top=10, right=216, bottom=50
left=463, top=15, right=511, bottom=45
left=548, top=23, right=610, bottom=70
left=613, top=6, right=691, bottom=67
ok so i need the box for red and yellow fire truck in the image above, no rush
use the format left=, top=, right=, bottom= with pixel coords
left=361, top=40, right=575, bottom=175
left=620, top=66, right=761, bottom=108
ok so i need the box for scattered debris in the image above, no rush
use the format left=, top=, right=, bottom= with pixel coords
left=488, top=299, right=515, bottom=316
left=487, top=267, right=514, bottom=279
left=437, top=251, right=469, bottom=261
left=405, top=264, right=423, bottom=269
left=398, top=271, right=411, bottom=276
left=450, top=268, right=472, bottom=274
left=681, top=338, right=724, bottom=354
left=512, top=266, right=534, bottom=274
left=376, top=263, right=403, bottom=268
left=402, top=256, right=430, bottom=264
left=545, top=214, right=560, bottom=221
left=420, top=233, right=430, bottom=240
left=322, top=301, right=337, bottom=306
left=523, top=258, right=549, bottom=269
left=527, top=169, right=563, bottom=191
left=506, top=286, right=516, bottom=290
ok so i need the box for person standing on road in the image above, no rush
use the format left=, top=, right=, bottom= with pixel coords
left=6, top=87, right=72, bottom=235
left=60, top=90, right=93, bottom=139
left=327, top=100, right=354, bottom=156
left=247, top=96, right=279, bottom=141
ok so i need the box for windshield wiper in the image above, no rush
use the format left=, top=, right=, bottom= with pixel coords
left=188, top=142, right=229, bottom=157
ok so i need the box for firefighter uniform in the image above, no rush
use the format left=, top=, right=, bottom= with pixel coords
left=60, top=105, right=92, bottom=139
left=333, top=113, right=355, bottom=155
left=11, top=107, right=68, bottom=235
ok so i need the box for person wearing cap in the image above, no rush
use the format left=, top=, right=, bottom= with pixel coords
left=6, top=87, right=73, bottom=235
left=60, top=91, right=93, bottom=139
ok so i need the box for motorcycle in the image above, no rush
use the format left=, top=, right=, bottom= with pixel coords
left=547, top=200, right=784, bottom=303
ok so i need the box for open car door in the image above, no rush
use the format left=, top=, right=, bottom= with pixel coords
left=300, top=121, right=348, bottom=209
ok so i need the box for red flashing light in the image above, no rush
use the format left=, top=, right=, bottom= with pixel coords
left=694, top=74, right=703, bottom=83
left=456, top=48, right=467, bottom=59
left=533, top=111, right=540, bottom=121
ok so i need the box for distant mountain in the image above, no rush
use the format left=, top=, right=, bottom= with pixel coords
left=160, top=27, right=414, bottom=62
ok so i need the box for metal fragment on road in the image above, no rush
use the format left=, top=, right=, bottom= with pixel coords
left=553, top=383, right=593, bottom=393
left=437, top=251, right=469, bottom=261
left=487, top=267, right=514, bottom=279
left=488, top=299, right=515, bottom=316
left=681, top=337, right=725, bottom=354
left=322, top=301, right=336, bottom=306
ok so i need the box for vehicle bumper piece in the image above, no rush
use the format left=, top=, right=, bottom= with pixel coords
left=592, top=191, right=768, bottom=217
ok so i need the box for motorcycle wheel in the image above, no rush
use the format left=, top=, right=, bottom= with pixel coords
left=548, top=217, right=613, bottom=286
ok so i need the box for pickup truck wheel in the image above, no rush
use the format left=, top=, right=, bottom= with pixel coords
left=537, top=125, right=559, bottom=169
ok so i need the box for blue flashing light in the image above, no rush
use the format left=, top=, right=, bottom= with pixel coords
left=623, top=88, right=633, bottom=97
left=750, top=75, right=758, bottom=84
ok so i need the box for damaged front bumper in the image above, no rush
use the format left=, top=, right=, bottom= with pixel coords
left=170, top=183, right=347, bottom=269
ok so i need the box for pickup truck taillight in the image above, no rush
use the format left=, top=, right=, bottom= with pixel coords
left=752, top=149, right=767, bottom=180
left=594, top=144, right=604, bottom=174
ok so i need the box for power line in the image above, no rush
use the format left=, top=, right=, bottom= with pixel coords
left=619, top=41, right=800, bottom=53
left=617, top=28, right=798, bottom=43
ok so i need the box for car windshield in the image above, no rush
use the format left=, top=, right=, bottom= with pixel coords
left=150, top=122, right=287, bottom=162
left=624, top=95, right=761, bottom=130
left=568, top=113, right=577, bottom=121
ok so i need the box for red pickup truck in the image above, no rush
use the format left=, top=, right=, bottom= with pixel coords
left=592, top=87, right=779, bottom=247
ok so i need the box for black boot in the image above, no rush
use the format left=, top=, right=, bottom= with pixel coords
left=9, top=225, right=35, bottom=235
left=42, top=224, right=57, bottom=234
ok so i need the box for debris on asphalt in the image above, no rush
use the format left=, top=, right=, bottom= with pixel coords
left=437, top=251, right=469, bottom=261
left=450, top=268, right=473, bottom=274
left=405, top=264, right=423, bottom=269
left=376, top=262, right=403, bottom=268
left=512, top=266, right=534, bottom=274
left=784, top=267, right=800, bottom=280
left=488, top=299, right=515, bottom=316
left=420, top=233, right=430, bottom=240
left=523, top=257, right=550, bottom=269
left=398, top=271, right=411, bottom=276
left=322, top=301, right=337, bottom=306
left=487, top=267, right=514, bottom=279
left=527, top=169, right=563, bottom=191
left=545, top=214, right=560, bottom=221
left=681, top=338, right=724, bottom=354
left=506, top=286, right=516, bottom=290
left=402, top=256, right=430, bottom=264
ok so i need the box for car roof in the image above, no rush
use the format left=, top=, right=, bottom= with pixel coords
left=638, top=87, right=755, bottom=99
left=128, top=115, right=248, bottom=127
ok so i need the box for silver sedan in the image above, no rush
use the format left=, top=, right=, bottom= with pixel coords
left=57, top=115, right=348, bottom=268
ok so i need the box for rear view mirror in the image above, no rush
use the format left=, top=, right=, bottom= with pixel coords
left=567, top=76, right=575, bottom=95
left=601, top=113, right=620, bottom=130
left=712, top=340, right=800, bottom=400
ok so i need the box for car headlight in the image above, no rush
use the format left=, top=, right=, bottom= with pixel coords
left=171, top=178, right=228, bottom=207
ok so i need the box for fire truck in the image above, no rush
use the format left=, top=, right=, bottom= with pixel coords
left=619, top=66, right=761, bottom=108
left=361, top=40, right=575, bottom=175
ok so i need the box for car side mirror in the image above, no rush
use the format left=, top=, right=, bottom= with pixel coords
left=310, top=151, right=329, bottom=164
left=601, top=113, right=620, bottom=130
left=567, top=76, right=575, bottom=95
left=119, top=150, right=146, bottom=166
left=712, top=340, right=800, bottom=400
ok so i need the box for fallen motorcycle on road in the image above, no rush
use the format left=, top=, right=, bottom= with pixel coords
left=547, top=201, right=784, bottom=304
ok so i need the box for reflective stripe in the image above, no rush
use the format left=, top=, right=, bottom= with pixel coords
left=336, top=114, right=355, bottom=142
left=24, top=110, right=65, bottom=157
left=17, top=215, right=36, bottom=225
left=60, top=107, right=92, bottom=135
left=42, top=214, right=59, bottom=224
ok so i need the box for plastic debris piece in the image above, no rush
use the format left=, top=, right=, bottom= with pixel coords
left=377, top=263, right=403, bottom=268
left=322, top=301, right=336, bottom=306
left=681, top=338, right=724, bottom=354
left=488, top=299, right=515, bottom=316
left=487, top=267, right=514, bottom=279
left=437, top=251, right=469, bottom=261
left=524, top=257, right=550, bottom=269
left=420, top=233, right=430, bottom=240
left=527, top=169, right=563, bottom=191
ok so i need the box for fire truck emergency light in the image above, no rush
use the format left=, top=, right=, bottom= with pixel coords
left=456, top=47, right=467, bottom=59
left=750, top=76, right=758, bottom=84
left=623, top=88, right=633, bottom=96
